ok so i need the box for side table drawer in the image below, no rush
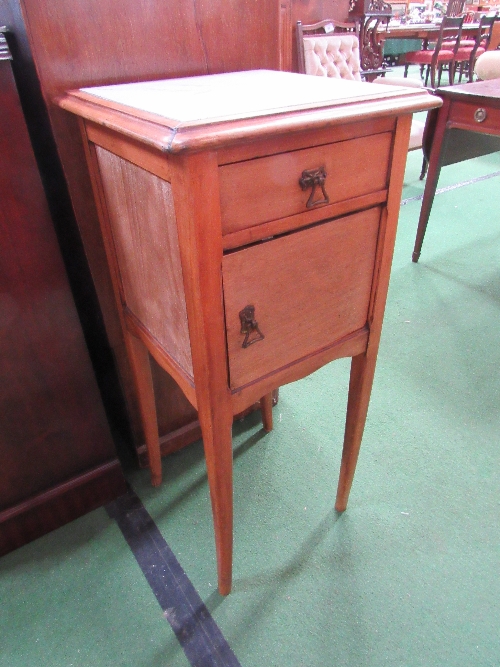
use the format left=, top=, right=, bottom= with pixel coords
left=219, top=133, right=392, bottom=235
left=448, top=100, right=500, bottom=135
left=222, top=206, right=382, bottom=389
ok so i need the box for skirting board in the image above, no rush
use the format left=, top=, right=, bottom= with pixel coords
left=0, top=459, right=127, bottom=556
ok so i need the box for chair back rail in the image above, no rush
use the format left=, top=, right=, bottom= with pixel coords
left=445, top=0, right=466, bottom=17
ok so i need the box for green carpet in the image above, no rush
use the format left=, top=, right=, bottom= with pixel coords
left=1, top=149, right=499, bottom=667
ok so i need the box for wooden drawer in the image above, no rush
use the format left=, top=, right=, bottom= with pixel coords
left=448, top=100, right=500, bottom=135
left=219, top=132, right=392, bottom=236
left=222, top=207, right=382, bottom=389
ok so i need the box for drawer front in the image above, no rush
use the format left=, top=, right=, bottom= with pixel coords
left=222, top=207, right=381, bottom=389
left=219, top=133, right=392, bottom=235
left=448, top=100, right=500, bottom=135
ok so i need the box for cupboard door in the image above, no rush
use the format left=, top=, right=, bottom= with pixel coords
left=223, top=207, right=381, bottom=389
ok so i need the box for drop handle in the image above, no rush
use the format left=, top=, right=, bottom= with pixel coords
left=299, top=166, right=330, bottom=208
left=239, top=305, right=265, bottom=348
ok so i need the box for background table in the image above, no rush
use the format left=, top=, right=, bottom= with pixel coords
left=413, top=78, right=500, bottom=262
left=381, top=22, right=479, bottom=41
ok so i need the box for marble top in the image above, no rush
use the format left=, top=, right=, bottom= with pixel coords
left=81, top=69, right=414, bottom=127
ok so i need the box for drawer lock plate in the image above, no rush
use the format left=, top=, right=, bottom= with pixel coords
left=239, top=305, right=265, bottom=348
left=299, top=166, right=330, bottom=208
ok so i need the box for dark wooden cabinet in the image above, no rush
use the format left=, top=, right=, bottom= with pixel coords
left=0, top=28, right=126, bottom=555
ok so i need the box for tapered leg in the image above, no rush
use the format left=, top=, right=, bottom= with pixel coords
left=413, top=99, right=450, bottom=262
left=124, top=330, right=162, bottom=486
left=198, top=405, right=234, bottom=595
left=335, top=352, right=377, bottom=512
left=260, top=392, right=274, bottom=432
left=169, top=151, right=236, bottom=594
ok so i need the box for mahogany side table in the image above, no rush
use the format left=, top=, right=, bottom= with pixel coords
left=413, top=78, right=500, bottom=262
left=59, top=70, right=438, bottom=594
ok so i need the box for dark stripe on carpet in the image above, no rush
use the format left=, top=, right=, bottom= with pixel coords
left=106, top=488, right=241, bottom=667
left=401, top=169, right=500, bottom=206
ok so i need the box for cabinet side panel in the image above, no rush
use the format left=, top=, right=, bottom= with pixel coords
left=95, top=147, right=193, bottom=379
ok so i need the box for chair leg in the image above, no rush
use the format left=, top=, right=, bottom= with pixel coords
left=448, top=60, right=455, bottom=85
left=468, top=56, right=475, bottom=83
left=425, top=65, right=431, bottom=87
left=430, top=65, right=436, bottom=88
left=404, top=64, right=409, bottom=77
left=458, top=61, right=465, bottom=83
left=419, top=155, right=429, bottom=180
left=124, top=330, right=162, bottom=487
left=260, top=392, right=274, bottom=432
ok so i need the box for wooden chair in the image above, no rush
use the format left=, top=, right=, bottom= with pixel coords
left=403, top=16, right=464, bottom=88
left=453, top=15, right=500, bottom=83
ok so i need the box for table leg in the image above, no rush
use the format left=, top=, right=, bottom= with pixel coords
left=335, top=352, right=376, bottom=512
left=198, top=402, right=234, bottom=595
left=171, top=151, right=236, bottom=594
left=413, top=98, right=451, bottom=262
left=260, top=392, right=274, bottom=432
left=124, top=329, right=162, bottom=486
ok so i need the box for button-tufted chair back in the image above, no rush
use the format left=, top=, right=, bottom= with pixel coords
left=296, top=19, right=362, bottom=81
left=302, top=34, right=362, bottom=80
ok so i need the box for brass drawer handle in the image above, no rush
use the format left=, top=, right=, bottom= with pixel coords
left=474, top=108, right=487, bottom=123
left=239, top=305, right=265, bottom=348
left=299, top=166, right=330, bottom=208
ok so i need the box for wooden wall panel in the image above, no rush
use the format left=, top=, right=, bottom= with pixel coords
left=1, top=0, right=281, bottom=458
left=291, top=0, right=349, bottom=24
left=196, top=0, right=280, bottom=73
